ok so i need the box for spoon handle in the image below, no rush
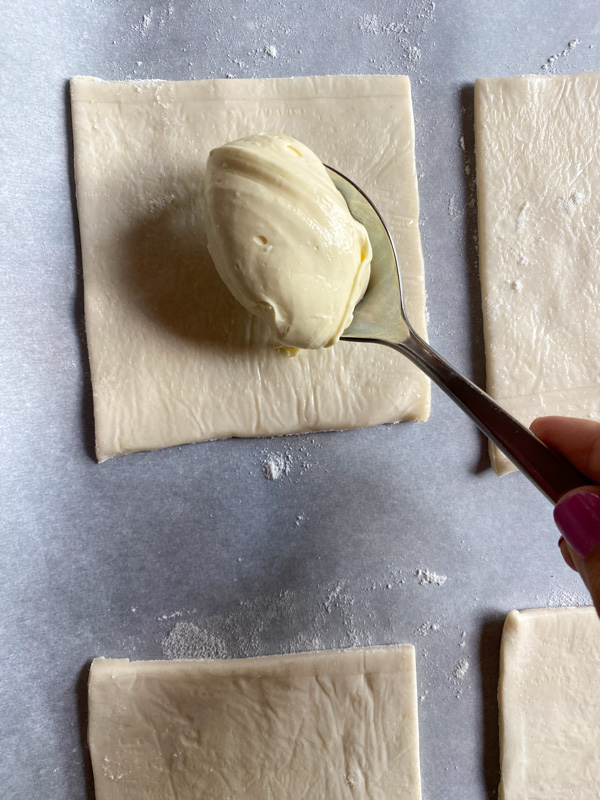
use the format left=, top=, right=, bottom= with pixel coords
left=384, top=329, right=591, bottom=504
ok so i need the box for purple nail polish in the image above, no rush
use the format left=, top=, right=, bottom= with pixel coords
left=554, top=491, right=600, bottom=559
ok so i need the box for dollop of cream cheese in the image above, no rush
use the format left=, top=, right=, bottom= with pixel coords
left=203, top=133, right=372, bottom=352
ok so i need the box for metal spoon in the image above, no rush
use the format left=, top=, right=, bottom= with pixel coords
left=326, top=165, right=588, bottom=504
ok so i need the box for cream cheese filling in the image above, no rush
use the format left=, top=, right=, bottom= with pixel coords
left=203, top=133, right=372, bottom=352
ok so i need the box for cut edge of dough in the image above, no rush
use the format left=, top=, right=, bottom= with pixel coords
left=498, top=609, right=521, bottom=800
left=474, top=78, right=513, bottom=478
left=88, top=644, right=417, bottom=681
left=488, top=441, right=515, bottom=477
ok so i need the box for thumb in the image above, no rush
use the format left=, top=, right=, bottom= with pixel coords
left=554, top=488, right=600, bottom=614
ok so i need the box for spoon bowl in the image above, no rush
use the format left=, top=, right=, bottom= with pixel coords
left=326, top=164, right=589, bottom=504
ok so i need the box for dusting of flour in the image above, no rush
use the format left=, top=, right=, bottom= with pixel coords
left=416, top=569, right=447, bottom=586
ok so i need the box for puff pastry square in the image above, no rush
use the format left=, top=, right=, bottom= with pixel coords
left=499, top=607, right=600, bottom=799
left=475, top=73, right=600, bottom=475
left=88, top=647, right=422, bottom=800
left=71, top=75, right=430, bottom=461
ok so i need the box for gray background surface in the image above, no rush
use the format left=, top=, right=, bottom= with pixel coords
left=1, top=1, right=599, bottom=797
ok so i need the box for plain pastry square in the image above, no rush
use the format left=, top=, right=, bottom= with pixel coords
left=475, top=72, right=600, bottom=475
left=70, top=75, right=430, bottom=461
left=88, top=647, right=422, bottom=800
left=499, top=607, right=600, bottom=799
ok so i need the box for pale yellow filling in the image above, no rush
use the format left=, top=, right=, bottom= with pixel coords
left=203, top=133, right=372, bottom=352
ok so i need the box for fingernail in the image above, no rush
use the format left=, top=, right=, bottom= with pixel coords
left=554, top=491, right=600, bottom=559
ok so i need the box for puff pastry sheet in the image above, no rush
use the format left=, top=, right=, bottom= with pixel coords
left=71, top=75, right=430, bottom=461
left=499, top=607, right=600, bottom=799
left=475, top=72, right=600, bottom=475
left=88, top=647, right=422, bottom=800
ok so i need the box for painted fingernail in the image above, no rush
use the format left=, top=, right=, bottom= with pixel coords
left=554, top=491, right=600, bottom=559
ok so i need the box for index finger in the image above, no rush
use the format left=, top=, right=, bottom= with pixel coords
left=530, top=416, right=600, bottom=484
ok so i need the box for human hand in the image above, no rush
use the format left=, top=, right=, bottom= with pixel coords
left=530, top=416, right=600, bottom=616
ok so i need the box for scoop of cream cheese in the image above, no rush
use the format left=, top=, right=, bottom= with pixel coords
left=203, top=133, right=372, bottom=352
